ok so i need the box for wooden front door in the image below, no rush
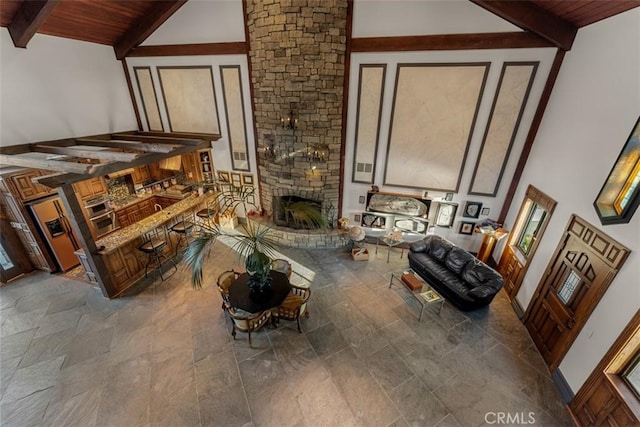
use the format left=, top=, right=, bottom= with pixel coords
left=524, top=215, right=630, bottom=371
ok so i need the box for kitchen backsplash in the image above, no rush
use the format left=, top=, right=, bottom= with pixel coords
left=106, top=177, right=133, bottom=201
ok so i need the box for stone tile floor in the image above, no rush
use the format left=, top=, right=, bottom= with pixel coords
left=0, top=241, right=573, bottom=426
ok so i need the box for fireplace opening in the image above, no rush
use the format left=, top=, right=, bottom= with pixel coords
left=273, top=195, right=322, bottom=229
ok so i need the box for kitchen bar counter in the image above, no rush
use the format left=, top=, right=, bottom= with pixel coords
left=97, top=192, right=217, bottom=254
left=110, top=189, right=191, bottom=212
left=75, top=192, right=218, bottom=297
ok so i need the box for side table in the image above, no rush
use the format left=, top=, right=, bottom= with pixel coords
left=376, top=236, right=404, bottom=263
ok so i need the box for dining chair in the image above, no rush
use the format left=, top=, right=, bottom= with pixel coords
left=227, top=307, right=271, bottom=347
left=217, top=269, right=240, bottom=310
left=272, top=284, right=311, bottom=333
left=270, top=258, right=293, bottom=279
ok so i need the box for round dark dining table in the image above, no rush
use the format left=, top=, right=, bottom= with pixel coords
left=228, top=270, right=292, bottom=313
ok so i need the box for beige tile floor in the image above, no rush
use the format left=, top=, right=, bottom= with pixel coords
left=0, top=240, right=573, bottom=426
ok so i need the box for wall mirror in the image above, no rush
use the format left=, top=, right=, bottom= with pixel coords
left=594, top=116, right=640, bottom=225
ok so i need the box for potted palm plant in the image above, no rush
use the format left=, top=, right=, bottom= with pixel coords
left=184, top=184, right=326, bottom=294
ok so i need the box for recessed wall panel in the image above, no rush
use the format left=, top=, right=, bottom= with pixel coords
left=134, top=67, right=163, bottom=131
left=352, top=64, right=386, bottom=183
left=220, top=66, right=250, bottom=171
left=469, top=62, right=538, bottom=196
left=158, top=66, right=221, bottom=134
left=384, top=63, right=490, bottom=191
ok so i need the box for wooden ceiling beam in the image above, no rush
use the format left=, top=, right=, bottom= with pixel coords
left=0, top=153, right=91, bottom=174
left=115, top=130, right=220, bottom=142
left=75, top=139, right=177, bottom=153
left=469, top=0, right=577, bottom=51
left=8, top=0, right=61, bottom=48
left=113, top=0, right=188, bottom=60
left=32, top=145, right=140, bottom=162
left=36, top=139, right=209, bottom=187
left=351, top=32, right=553, bottom=52
left=109, top=134, right=204, bottom=146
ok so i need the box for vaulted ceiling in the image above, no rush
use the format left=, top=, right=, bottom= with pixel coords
left=0, top=0, right=638, bottom=57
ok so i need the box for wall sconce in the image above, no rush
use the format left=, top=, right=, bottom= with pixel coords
left=305, top=143, right=329, bottom=163
left=265, top=139, right=277, bottom=160
left=280, top=110, right=298, bottom=131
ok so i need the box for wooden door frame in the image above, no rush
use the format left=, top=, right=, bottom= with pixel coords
left=569, top=310, right=640, bottom=424
left=499, top=184, right=556, bottom=303
left=523, top=214, right=630, bottom=371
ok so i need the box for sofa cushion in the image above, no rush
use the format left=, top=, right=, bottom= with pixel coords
left=429, top=237, right=454, bottom=261
left=444, top=247, right=474, bottom=275
left=409, top=239, right=428, bottom=253
left=468, top=285, right=496, bottom=300
left=462, top=260, right=501, bottom=287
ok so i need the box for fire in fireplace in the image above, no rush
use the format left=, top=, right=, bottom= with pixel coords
left=272, top=195, right=322, bottom=229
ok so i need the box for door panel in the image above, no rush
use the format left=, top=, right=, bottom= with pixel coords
left=524, top=215, right=630, bottom=371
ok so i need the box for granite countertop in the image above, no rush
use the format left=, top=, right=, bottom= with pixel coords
left=96, top=192, right=218, bottom=254
left=110, top=190, right=192, bottom=211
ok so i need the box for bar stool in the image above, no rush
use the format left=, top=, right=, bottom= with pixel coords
left=138, top=227, right=177, bottom=281
left=196, top=206, right=217, bottom=229
left=170, top=214, right=195, bottom=256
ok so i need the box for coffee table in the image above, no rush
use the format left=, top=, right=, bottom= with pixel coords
left=376, top=236, right=404, bottom=263
left=389, top=270, right=445, bottom=321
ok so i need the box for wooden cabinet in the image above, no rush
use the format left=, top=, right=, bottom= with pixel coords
left=198, top=149, right=214, bottom=183
left=181, top=153, right=199, bottom=182
left=114, top=196, right=173, bottom=229
left=10, top=169, right=56, bottom=202
left=181, top=149, right=214, bottom=183
left=132, top=166, right=150, bottom=185
left=73, top=177, right=107, bottom=200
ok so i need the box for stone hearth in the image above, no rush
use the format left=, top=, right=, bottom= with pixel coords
left=248, top=216, right=348, bottom=248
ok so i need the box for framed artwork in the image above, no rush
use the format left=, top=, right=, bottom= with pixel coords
left=241, top=173, right=254, bottom=185
left=594, top=115, right=640, bottom=225
left=354, top=214, right=361, bottom=222
left=361, top=212, right=387, bottom=229
left=481, top=207, right=490, bottom=216
left=218, top=171, right=230, bottom=183
left=459, top=221, right=475, bottom=235
left=434, top=203, right=458, bottom=228
left=445, top=192, right=454, bottom=201
left=359, top=196, right=366, bottom=204
left=463, top=201, right=483, bottom=218
left=230, top=172, right=242, bottom=186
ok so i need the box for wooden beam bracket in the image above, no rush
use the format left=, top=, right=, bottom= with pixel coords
left=8, top=0, right=60, bottom=48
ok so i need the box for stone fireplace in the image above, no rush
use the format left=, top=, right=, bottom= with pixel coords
left=245, top=0, right=348, bottom=228
left=272, top=191, right=322, bottom=229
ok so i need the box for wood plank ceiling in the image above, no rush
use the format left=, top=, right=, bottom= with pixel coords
left=1, top=0, right=638, bottom=56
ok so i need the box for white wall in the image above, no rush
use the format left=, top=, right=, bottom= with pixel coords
left=343, top=48, right=556, bottom=250
left=353, top=0, right=518, bottom=37
left=142, top=0, right=245, bottom=45
left=0, top=30, right=137, bottom=146
left=504, top=9, right=640, bottom=393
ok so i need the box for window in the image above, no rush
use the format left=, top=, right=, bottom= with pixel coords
left=516, top=203, right=547, bottom=256
left=623, top=351, right=640, bottom=399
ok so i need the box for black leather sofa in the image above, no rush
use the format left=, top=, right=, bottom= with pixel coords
left=408, top=235, right=503, bottom=311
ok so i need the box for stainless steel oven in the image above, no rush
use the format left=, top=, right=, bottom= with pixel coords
left=84, top=195, right=110, bottom=218
left=84, top=195, right=115, bottom=237
left=90, top=211, right=116, bottom=237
